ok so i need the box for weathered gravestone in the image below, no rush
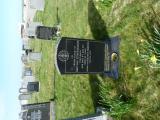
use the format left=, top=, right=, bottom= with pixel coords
left=21, top=22, right=42, bottom=38
left=23, top=66, right=33, bottom=77
left=55, top=37, right=120, bottom=79
left=21, top=22, right=60, bottom=40
left=20, top=102, right=55, bottom=120
left=19, top=93, right=32, bottom=100
left=19, top=81, right=40, bottom=93
left=30, top=0, right=45, bottom=11
left=21, top=52, right=42, bottom=64
left=23, top=0, right=45, bottom=22
left=36, top=26, right=59, bottom=40
left=27, top=81, right=39, bottom=92
left=28, top=52, right=42, bottom=61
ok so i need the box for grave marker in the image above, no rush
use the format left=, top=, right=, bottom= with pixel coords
left=20, top=102, right=55, bottom=120
left=55, top=37, right=120, bottom=79
left=19, top=81, right=39, bottom=93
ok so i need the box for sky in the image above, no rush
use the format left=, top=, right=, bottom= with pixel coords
left=0, top=0, right=22, bottom=119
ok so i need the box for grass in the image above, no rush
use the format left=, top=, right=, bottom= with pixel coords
left=138, top=8, right=160, bottom=68
left=28, top=0, right=160, bottom=119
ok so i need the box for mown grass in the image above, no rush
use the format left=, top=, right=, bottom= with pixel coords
left=28, top=0, right=160, bottom=119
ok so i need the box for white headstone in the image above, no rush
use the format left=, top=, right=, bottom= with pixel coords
left=30, top=0, right=45, bottom=11
left=22, top=40, right=30, bottom=50
left=19, top=94, right=32, bottom=100
left=28, top=52, right=42, bottom=61
left=26, top=22, right=43, bottom=38
left=23, top=0, right=45, bottom=22
left=21, top=54, right=28, bottom=64
left=22, top=66, right=32, bottom=77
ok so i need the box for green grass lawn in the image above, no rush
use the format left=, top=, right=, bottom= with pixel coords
left=28, top=0, right=160, bottom=119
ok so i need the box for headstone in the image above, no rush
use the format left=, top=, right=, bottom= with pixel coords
left=26, top=8, right=37, bottom=22
left=19, top=93, right=32, bottom=100
left=23, top=0, right=44, bottom=22
left=28, top=52, right=42, bottom=61
left=20, top=81, right=39, bottom=93
left=64, top=113, right=110, bottom=120
left=19, top=88, right=28, bottom=93
left=27, top=81, right=39, bottom=92
left=30, top=0, right=45, bottom=11
left=21, top=54, right=28, bottom=64
left=36, top=26, right=59, bottom=40
left=21, top=22, right=40, bottom=38
left=26, top=22, right=43, bottom=38
left=22, top=41, right=30, bottom=50
left=21, top=52, right=42, bottom=63
left=20, top=102, right=55, bottom=120
left=55, top=37, right=120, bottom=79
left=23, top=66, right=32, bottom=76
left=23, top=76, right=36, bottom=82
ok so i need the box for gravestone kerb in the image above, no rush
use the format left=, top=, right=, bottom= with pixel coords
left=104, top=36, right=120, bottom=79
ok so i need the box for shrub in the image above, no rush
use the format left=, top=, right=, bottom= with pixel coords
left=98, top=81, right=134, bottom=119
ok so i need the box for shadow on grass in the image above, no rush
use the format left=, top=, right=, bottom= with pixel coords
left=88, top=0, right=109, bottom=41
left=88, top=0, right=132, bottom=110
left=88, top=0, right=110, bottom=110
left=56, top=7, right=60, bottom=24
left=89, top=75, right=101, bottom=109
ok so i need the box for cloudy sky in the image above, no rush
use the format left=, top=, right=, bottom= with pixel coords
left=0, top=0, right=22, bottom=119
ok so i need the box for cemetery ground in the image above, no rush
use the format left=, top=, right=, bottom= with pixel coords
left=29, top=0, right=160, bottom=120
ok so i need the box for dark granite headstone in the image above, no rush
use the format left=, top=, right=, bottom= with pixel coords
left=21, top=102, right=55, bottom=120
left=55, top=37, right=120, bottom=79
left=19, top=82, right=39, bottom=93
left=36, top=26, right=57, bottom=40
left=27, top=82, right=39, bottom=92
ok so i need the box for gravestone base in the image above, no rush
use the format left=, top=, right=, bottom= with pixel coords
left=103, top=36, right=120, bottom=79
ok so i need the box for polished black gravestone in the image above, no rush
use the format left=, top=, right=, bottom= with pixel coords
left=20, top=102, right=55, bottom=120
left=55, top=37, right=120, bottom=79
